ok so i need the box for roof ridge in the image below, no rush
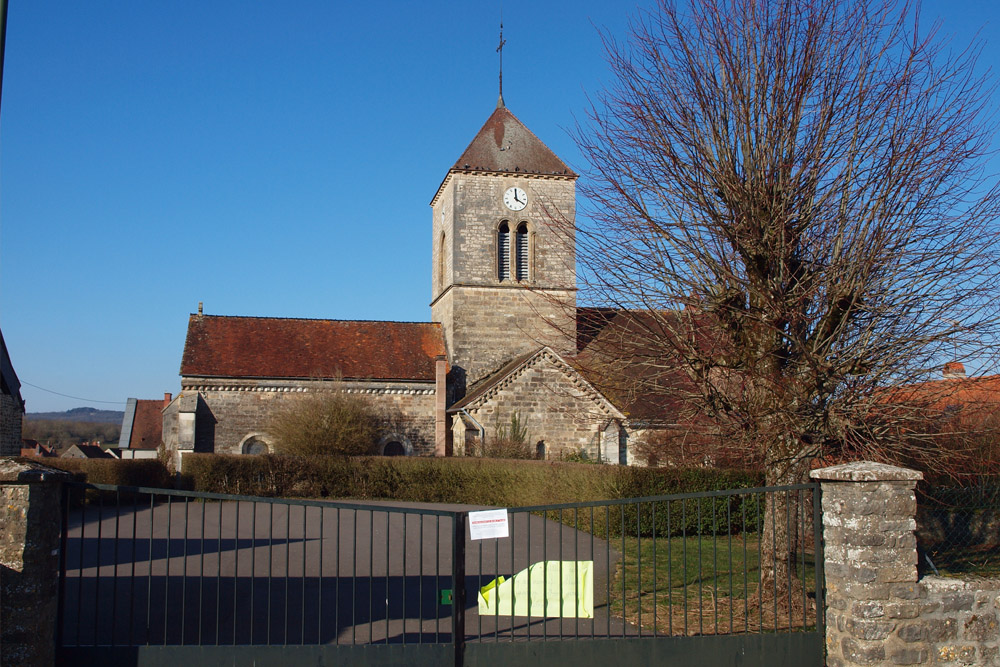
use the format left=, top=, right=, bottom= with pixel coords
left=190, top=313, right=439, bottom=326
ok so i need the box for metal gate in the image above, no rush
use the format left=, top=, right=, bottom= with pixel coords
left=57, top=482, right=823, bottom=665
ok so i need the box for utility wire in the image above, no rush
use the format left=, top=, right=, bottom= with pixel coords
left=20, top=381, right=127, bottom=405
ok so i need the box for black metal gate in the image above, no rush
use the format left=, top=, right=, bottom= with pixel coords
left=56, top=482, right=823, bottom=665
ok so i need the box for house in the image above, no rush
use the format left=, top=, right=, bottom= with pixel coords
left=162, top=97, right=701, bottom=469
left=62, top=444, right=115, bottom=460
left=117, top=395, right=170, bottom=459
left=20, top=440, right=56, bottom=457
left=1, top=328, right=25, bottom=457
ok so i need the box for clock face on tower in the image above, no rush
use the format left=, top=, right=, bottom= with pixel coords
left=503, top=186, right=527, bottom=211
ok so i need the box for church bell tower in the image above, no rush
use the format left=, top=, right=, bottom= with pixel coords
left=430, top=100, right=578, bottom=397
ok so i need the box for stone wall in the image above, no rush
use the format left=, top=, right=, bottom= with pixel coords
left=0, top=391, right=23, bottom=456
left=813, top=462, right=1000, bottom=666
left=162, top=378, right=438, bottom=469
left=0, top=460, right=71, bottom=666
left=459, top=349, right=622, bottom=460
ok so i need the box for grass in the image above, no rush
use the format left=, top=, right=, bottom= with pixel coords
left=609, top=533, right=818, bottom=635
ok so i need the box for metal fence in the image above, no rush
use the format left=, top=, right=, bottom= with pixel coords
left=57, top=481, right=822, bottom=655
left=917, top=482, right=1000, bottom=577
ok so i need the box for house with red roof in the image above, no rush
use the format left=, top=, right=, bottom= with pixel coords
left=163, top=98, right=698, bottom=469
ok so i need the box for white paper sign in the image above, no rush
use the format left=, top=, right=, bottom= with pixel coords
left=468, top=509, right=509, bottom=540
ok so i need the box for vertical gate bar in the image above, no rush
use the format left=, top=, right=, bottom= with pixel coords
left=76, top=488, right=87, bottom=647
left=267, top=502, right=274, bottom=645
left=93, top=492, right=104, bottom=647
left=111, top=490, right=120, bottom=647
left=771, top=491, right=777, bottom=631
left=129, top=492, right=138, bottom=646
left=163, top=496, right=171, bottom=645
left=605, top=504, right=610, bottom=638
left=217, top=500, right=223, bottom=645
left=574, top=507, right=579, bottom=638
left=146, top=494, right=154, bottom=645
left=181, top=497, right=189, bottom=645
left=667, top=500, right=672, bottom=637
left=233, top=501, right=241, bottom=645
left=250, top=501, right=257, bottom=644
left=620, top=504, right=625, bottom=638
left=559, top=508, right=564, bottom=639
left=510, top=513, right=516, bottom=641
left=799, top=489, right=806, bottom=628
left=369, top=509, right=374, bottom=645
left=727, top=498, right=733, bottom=633
left=452, top=512, right=467, bottom=667
left=477, top=531, right=483, bottom=638
left=334, top=507, right=341, bottom=646
left=402, top=512, right=407, bottom=646
left=434, top=515, right=439, bottom=645
left=199, top=496, right=206, bottom=645
left=742, top=495, right=748, bottom=633
left=56, top=483, right=69, bottom=650
left=652, top=502, right=657, bottom=637
left=527, top=512, right=532, bottom=641
left=418, top=514, right=424, bottom=645
left=302, top=506, right=307, bottom=645
left=543, top=511, right=548, bottom=641
left=351, top=510, right=358, bottom=645
left=285, top=503, right=291, bottom=646
left=590, top=507, right=595, bottom=640
left=696, top=498, right=703, bottom=636
left=813, top=484, right=824, bottom=641
left=786, top=490, right=792, bottom=630
left=681, top=499, right=687, bottom=636
left=385, top=511, right=390, bottom=645
left=318, top=507, right=325, bottom=645
left=636, top=503, right=641, bottom=635
left=713, top=496, right=718, bottom=635
left=757, top=493, right=763, bottom=634
left=494, top=515, right=500, bottom=641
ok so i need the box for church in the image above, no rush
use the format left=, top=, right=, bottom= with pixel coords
left=162, top=97, right=645, bottom=470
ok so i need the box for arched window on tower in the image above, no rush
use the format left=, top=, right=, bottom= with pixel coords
left=515, top=222, right=529, bottom=281
left=497, top=221, right=510, bottom=281
left=437, top=231, right=446, bottom=292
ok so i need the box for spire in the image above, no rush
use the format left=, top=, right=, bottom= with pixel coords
left=496, top=18, right=506, bottom=108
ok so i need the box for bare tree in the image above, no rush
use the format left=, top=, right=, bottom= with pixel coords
left=573, top=0, right=1000, bottom=602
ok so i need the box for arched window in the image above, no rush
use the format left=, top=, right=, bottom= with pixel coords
left=497, top=221, right=510, bottom=281
left=382, top=441, right=405, bottom=456
left=437, top=231, right=446, bottom=292
left=515, top=222, right=529, bottom=281
left=242, top=437, right=268, bottom=455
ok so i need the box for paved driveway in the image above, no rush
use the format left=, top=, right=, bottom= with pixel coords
left=61, top=498, right=631, bottom=646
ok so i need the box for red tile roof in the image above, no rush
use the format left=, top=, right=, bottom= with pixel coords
left=127, top=399, right=164, bottom=450
left=180, top=315, right=447, bottom=382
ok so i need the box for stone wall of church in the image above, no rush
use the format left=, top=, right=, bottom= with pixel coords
left=432, top=173, right=578, bottom=392
left=0, top=392, right=22, bottom=456
left=463, top=354, right=619, bottom=460
left=164, top=378, right=437, bottom=467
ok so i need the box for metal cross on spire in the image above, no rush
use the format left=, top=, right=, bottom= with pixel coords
left=496, top=17, right=506, bottom=108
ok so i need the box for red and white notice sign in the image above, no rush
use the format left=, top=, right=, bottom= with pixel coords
left=468, top=509, right=509, bottom=540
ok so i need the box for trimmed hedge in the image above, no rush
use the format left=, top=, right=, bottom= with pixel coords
left=43, top=458, right=172, bottom=489
left=181, top=453, right=765, bottom=536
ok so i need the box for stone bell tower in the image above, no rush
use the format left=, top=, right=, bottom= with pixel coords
left=430, top=99, right=578, bottom=398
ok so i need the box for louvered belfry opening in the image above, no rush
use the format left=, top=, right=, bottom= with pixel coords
left=498, top=221, right=510, bottom=281
left=515, top=222, right=529, bottom=281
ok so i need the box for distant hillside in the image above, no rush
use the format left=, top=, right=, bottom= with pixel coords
left=26, top=407, right=124, bottom=424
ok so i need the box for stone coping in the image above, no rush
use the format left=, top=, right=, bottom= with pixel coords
left=0, top=458, right=73, bottom=483
left=810, top=460, right=923, bottom=482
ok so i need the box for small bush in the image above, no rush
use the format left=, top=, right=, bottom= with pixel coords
left=44, top=458, right=172, bottom=489
left=267, top=386, right=384, bottom=457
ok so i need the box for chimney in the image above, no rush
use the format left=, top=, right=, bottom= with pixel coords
left=943, top=361, right=966, bottom=379
left=434, top=355, right=450, bottom=457
left=163, top=392, right=173, bottom=407
left=198, top=301, right=204, bottom=315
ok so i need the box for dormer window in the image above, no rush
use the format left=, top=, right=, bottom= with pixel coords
left=497, top=221, right=511, bottom=281
left=515, top=222, right=529, bottom=281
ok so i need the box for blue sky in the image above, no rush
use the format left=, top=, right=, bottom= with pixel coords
left=2, top=1, right=998, bottom=413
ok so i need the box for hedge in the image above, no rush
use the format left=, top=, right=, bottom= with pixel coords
left=181, top=454, right=766, bottom=536
left=43, top=458, right=172, bottom=489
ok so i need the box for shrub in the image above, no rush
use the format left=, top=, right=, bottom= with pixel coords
left=44, top=458, right=172, bottom=489
left=267, top=386, right=384, bottom=457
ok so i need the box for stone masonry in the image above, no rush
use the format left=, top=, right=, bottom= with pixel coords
left=812, top=462, right=1000, bottom=666
left=1, top=459, right=72, bottom=666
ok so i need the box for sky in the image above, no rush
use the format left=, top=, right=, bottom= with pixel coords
left=2, top=1, right=999, bottom=413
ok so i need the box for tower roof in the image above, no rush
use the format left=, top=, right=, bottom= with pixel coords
left=450, top=104, right=576, bottom=178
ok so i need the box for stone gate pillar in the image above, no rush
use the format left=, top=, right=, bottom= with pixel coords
left=1, top=459, right=72, bottom=666
left=811, top=461, right=924, bottom=666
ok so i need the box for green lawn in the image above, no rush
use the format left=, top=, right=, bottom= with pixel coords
left=608, top=533, right=818, bottom=635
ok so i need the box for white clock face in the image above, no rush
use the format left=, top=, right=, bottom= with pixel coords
left=503, top=186, right=527, bottom=211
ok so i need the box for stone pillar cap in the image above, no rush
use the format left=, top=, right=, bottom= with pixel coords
left=810, top=461, right=923, bottom=482
left=0, top=458, right=74, bottom=483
